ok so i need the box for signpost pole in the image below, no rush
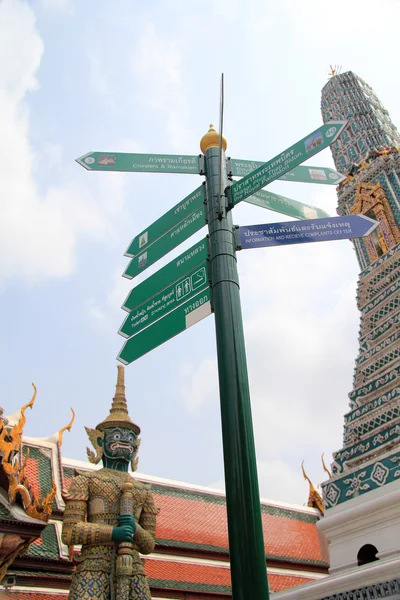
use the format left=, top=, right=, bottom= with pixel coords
left=201, top=126, right=269, bottom=600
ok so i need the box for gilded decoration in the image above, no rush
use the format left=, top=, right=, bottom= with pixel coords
left=350, top=181, right=400, bottom=264
left=321, top=453, right=332, bottom=479
left=62, top=366, right=159, bottom=600
left=301, top=462, right=324, bottom=514
left=0, top=384, right=57, bottom=522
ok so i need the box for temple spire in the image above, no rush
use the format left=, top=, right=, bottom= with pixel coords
left=96, top=365, right=140, bottom=434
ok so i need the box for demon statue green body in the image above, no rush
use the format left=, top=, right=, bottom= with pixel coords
left=62, top=366, right=159, bottom=600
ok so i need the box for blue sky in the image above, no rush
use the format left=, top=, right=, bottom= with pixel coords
left=1, top=0, right=400, bottom=505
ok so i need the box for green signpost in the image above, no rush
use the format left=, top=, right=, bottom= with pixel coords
left=122, top=239, right=208, bottom=312
left=76, top=151, right=201, bottom=174
left=78, top=110, right=347, bottom=600
left=245, top=188, right=330, bottom=220
left=119, top=263, right=209, bottom=338
left=228, top=159, right=345, bottom=184
left=123, top=205, right=207, bottom=279
left=125, top=186, right=205, bottom=258
left=228, top=121, right=346, bottom=206
left=118, top=288, right=212, bottom=365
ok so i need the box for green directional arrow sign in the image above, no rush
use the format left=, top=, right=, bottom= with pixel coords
left=122, top=238, right=208, bottom=312
left=118, top=288, right=212, bottom=365
left=244, top=189, right=330, bottom=220
left=228, top=159, right=345, bottom=185
left=279, top=165, right=345, bottom=185
left=119, top=263, right=209, bottom=338
left=125, top=186, right=205, bottom=258
left=228, top=121, right=347, bottom=206
left=124, top=205, right=207, bottom=279
left=76, top=151, right=200, bottom=174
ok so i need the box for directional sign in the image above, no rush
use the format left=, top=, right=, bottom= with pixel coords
left=244, top=189, right=330, bottom=220
left=119, top=264, right=209, bottom=338
left=236, top=215, right=378, bottom=250
left=228, top=121, right=347, bottom=206
left=228, top=160, right=345, bottom=185
left=122, top=238, right=208, bottom=312
left=124, top=205, right=207, bottom=279
left=125, top=186, right=205, bottom=258
left=118, top=288, right=212, bottom=365
left=76, top=151, right=200, bottom=174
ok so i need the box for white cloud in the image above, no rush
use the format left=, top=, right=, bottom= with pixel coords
left=0, top=1, right=130, bottom=287
left=85, top=266, right=133, bottom=334
left=209, top=459, right=308, bottom=506
left=257, top=459, right=309, bottom=505
left=0, top=1, right=43, bottom=103
left=37, top=0, right=75, bottom=15
left=132, top=23, right=193, bottom=150
left=87, top=51, right=112, bottom=96
left=179, top=358, right=219, bottom=413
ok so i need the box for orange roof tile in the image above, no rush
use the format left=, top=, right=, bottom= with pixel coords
left=146, top=558, right=231, bottom=587
left=145, top=557, right=316, bottom=594
left=269, top=573, right=315, bottom=591
left=153, top=492, right=324, bottom=563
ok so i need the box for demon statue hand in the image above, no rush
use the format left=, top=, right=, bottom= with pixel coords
left=62, top=366, right=159, bottom=600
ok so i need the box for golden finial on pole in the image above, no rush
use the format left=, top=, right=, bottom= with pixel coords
left=200, top=124, right=227, bottom=153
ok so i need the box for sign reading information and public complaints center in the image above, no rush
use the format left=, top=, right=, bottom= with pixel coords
left=236, top=215, right=378, bottom=250
left=228, top=121, right=346, bottom=206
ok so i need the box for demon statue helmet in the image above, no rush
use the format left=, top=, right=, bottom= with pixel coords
left=85, top=365, right=141, bottom=472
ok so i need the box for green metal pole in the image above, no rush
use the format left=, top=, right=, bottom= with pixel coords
left=202, top=127, right=270, bottom=600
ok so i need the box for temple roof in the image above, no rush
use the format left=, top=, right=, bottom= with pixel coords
left=0, top=409, right=327, bottom=597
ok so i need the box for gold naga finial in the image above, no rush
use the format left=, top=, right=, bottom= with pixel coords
left=58, top=408, right=76, bottom=446
left=301, top=461, right=324, bottom=515
left=0, top=384, right=37, bottom=458
left=22, top=383, right=37, bottom=414
left=0, top=383, right=57, bottom=522
left=321, top=453, right=332, bottom=479
left=328, top=64, right=342, bottom=79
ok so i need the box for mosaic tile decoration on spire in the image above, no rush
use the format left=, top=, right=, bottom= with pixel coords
left=320, top=72, right=400, bottom=509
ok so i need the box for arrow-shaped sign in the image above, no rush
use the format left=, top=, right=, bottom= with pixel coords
left=119, top=263, right=209, bottom=339
left=125, top=185, right=205, bottom=258
left=122, top=238, right=208, bottom=312
left=228, top=160, right=345, bottom=185
left=236, top=215, right=378, bottom=250
left=118, top=288, right=212, bottom=366
left=244, top=189, right=329, bottom=220
left=123, top=205, right=207, bottom=279
left=76, top=151, right=201, bottom=174
left=228, top=121, right=347, bottom=206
